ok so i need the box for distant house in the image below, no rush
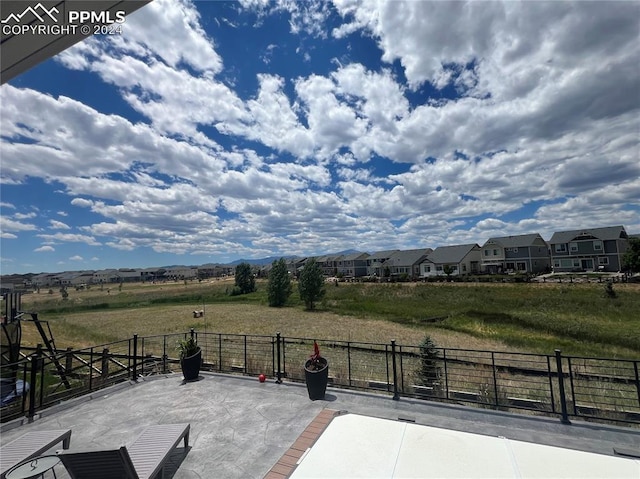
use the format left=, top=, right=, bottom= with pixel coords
left=383, top=248, right=432, bottom=279
left=337, top=252, right=370, bottom=278
left=93, top=269, right=120, bottom=284
left=116, top=269, right=142, bottom=282
left=32, top=273, right=58, bottom=287
left=165, top=266, right=198, bottom=280
left=480, top=234, right=550, bottom=274
left=549, top=225, right=629, bottom=273
left=315, top=255, right=341, bottom=276
left=366, top=250, right=399, bottom=277
left=70, top=271, right=95, bottom=286
left=286, top=258, right=307, bottom=277
left=420, top=244, right=482, bottom=277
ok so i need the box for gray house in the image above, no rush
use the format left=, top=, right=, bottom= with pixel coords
left=420, top=244, right=482, bottom=277
left=366, top=250, right=399, bottom=277
left=549, top=225, right=629, bottom=272
left=315, top=255, right=342, bottom=276
left=383, top=248, right=433, bottom=279
left=337, top=252, right=370, bottom=278
left=481, top=234, right=550, bottom=274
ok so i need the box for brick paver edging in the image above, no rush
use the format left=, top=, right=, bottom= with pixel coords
left=264, top=409, right=341, bottom=479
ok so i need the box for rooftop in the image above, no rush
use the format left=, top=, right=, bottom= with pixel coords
left=2, top=372, right=639, bottom=478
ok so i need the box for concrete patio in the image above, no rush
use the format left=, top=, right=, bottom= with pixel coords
left=1, top=372, right=639, bottom=478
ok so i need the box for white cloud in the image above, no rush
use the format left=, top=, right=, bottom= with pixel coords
left=1, top=217, right=37, bottom=232
left=69, top=255, right=84, bottom=261
left=37, top=233, right=101, bottom=246
left=14, top=212, right=37, bottom=220
left=49, top=220, right=71, bottom=230
left=35, top=246, right=55, bottom=252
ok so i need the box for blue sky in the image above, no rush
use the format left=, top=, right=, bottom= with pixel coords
left=1, top=0, right=639, bottom=274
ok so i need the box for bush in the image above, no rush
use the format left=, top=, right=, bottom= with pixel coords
left=603, top=280, right=617, bottom=299
left=417, top=335, right=441, bottom=388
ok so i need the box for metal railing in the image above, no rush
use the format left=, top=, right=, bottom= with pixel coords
left=2, top=331, right=638, bottom=426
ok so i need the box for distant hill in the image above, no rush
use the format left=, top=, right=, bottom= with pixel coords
left=229, top=250, right=362, bottom=266
left=229, top=256, right=299, bottom=266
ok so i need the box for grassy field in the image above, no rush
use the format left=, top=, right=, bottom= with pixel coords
left=18, top=279, right=640, bottom=358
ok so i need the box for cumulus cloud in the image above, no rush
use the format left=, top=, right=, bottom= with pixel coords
left=35, top=246, right=55, bottom=252
left=49, top=220, right=71, bottom=230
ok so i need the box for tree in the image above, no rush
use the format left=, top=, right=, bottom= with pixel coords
left=298, top=258, right=325, bottom=310
left=234, top=262, right=256, bottom=295
left=622, top=237, right=640, bottom=273
left=268, top=258, right=292, bottom=307
left=442, top=264, right=454, bottom=280
left=417, top=335, right=441, bottom=389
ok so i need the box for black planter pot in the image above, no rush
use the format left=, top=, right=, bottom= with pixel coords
left=304, top=357, right=328, bottom=400
left=180, top=348, right=202, bottom=381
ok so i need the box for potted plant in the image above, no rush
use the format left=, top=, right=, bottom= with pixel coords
left=304, top=340, right=328, bottom=400
left=177, top=335, right=202, bottom=381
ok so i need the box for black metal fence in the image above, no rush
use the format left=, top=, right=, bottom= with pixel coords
left=2, top=331, right=639, bottom=426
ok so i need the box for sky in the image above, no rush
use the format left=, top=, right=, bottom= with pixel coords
left=1, top=0, right=639, bottom=275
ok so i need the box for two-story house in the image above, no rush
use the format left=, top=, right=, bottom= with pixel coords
left=315, top=255, right=341, bottom=276
left=337, top=252, right=370, bottom=278
left=366, top=250, right=399, bottom=277
left=420, top=244, right=482, bottom=277
left=481, top=234, right=550, bottom=274
left=549, top=226, right=629, bottom=273
left=383, top=248, right=433, bottom=279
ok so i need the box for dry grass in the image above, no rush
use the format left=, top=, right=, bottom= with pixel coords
left=23, top=302, right=513, bottom=352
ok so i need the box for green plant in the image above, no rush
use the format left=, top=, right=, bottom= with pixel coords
left=234, top=262, right=256, bottom=295
left=417, top=335, right=441, bottom=388
left=622, top=237, right=640, bottom=273
left=176, top=337, right=199, bottom=359
left=298, top=259, right=325, bottom=310
left=267, top=258, right=292, bottom=307
left=603, top=280, right=617, bottom=298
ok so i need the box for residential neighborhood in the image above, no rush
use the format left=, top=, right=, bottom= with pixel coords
left=0, top=225, right=635, bottom=292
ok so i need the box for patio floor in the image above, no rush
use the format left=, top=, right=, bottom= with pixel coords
left=1, top=372, right=639, bottom=478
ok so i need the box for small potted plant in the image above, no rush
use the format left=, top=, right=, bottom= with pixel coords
left=304, top=340, right=328, bottom=400
left=177, top=334, right=202, bottom=381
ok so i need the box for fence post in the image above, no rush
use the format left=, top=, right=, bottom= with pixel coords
left=634, top=361, right=640, bottom=409
left=162, top=335, right=168, bottom=374
left=275, top=332, right=282, bottom=384
left=65, top=347, right=73, bottom=373
left=89, top=347, right=94, bottom=391
left=132, top=334, right=138, bottom=381
left=101, top=348, right=109, bottom=379
left=391, top=340, right=399, bottom=400
left=491, top=352, right=499, bottom=408
left=27, top=345, right=42, bottom=421
left=555, top=349, right=571, bottom=425
left=347, top=342, right=352, bottom=387
left=443, top=348, right=449, bottom=400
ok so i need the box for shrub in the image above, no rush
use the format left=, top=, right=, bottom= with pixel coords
left=603, top=280, right=617, bottom=299
left=417, top=335, right=441, bottom=388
